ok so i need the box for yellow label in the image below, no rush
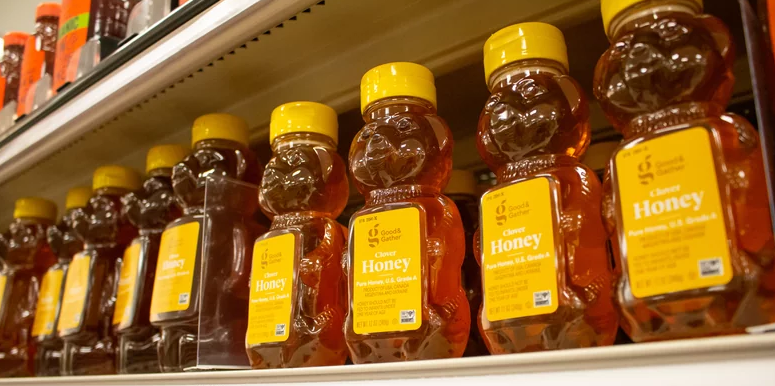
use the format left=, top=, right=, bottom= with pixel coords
left=57, top=253, right=91, bottom=333
left=246, top=232, right=295, bottom=345
left=32, top=269, right=65, bottom=337
left=150, top=222, right=200, bottom=319
left=0, top=275, right=7, bottom=315
left=614, top=127, right=732, bottom=298
left=113, top=241, right=141, bottom=327
left=481, top=177, right=560, bottom=321
left=352, top=206, right=422, bottom=334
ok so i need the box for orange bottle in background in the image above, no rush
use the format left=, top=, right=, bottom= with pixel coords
left=1, top=32, right=30, bottom=107
left=345, top=62, right=469, bottom=363
left=246, top=102, right=349, bottom=369
left=0, top=198, right=58, bottom=377
left=150, top=114, right=263, bottom=372
left=33, top=187, right=91, bottom=377
left=476, top=23, right=617, bottom=354
left=59, top=166, right=141, bottom=375
left=595, top=0, right=775, bottom=341
left=116, top=145, right=188, bottom=374
left=17, top=3, right=61, bottom=116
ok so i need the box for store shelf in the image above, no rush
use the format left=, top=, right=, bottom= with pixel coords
left=0, top=334, right=772, bottom=385
left=0, top=0, right=602, bottom=223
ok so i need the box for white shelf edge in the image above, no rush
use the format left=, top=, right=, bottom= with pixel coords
left=3, top=334, right=773, bottom=385
left=0, top=0, right=320, bottom=186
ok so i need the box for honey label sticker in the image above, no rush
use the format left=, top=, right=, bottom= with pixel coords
left=53, top=0, right=91, bottom=90
left=32, top=269, right=65, bottom=337
left=352, top=206, right=423, bottom=334
left=614, top=127, right=732, bottom=298
left=57, top=253, right=91, bottom=333
left=246, top=232, right=296, bottom=345
left=113, top=241, right=141, bottom=328
left=150, top=222, right=200, bottom=319
left=481, top=177, right=560, bottom=321
left=0, top=274, right=7, bottom=315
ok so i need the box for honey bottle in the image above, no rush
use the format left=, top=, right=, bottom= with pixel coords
left=33, top=187, right=91, bottom=376
left=595, top=0, right=775, bottom=341
left=443, top=170, right=488, bottom=356
left=150, top=114, right=263, bottom=372
left=116, top=145, right=189, bottom=374
left=476, top=23, right=617, bottom=353
left=345, top=62, right=470, bottom=363
left=59, top=166, right=141, bottom=375
left=0, top=198, right=57, bottom=376
left=246, top=102, right=349, bottom=368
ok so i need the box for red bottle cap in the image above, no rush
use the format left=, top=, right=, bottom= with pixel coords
left=3, top=32, right=30, bottom=47
left=36, top=2, right=62, bottom=19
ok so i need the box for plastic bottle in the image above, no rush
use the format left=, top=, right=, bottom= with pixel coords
left=1, top=32, right=30, bottom=106
left=246, top=102, right=348, bottom=368
left=443, top=170, right=488, bottom=356
left=17, top=3, right=61, bottom=116
left=33, top=187, right=91, bottom=376
left=59, top=166, right=141, bottom=375
left=0, top=198, right=57, bottom=376
left=345, top=62, right=470, bottom=363
left=595, top=0, right=775, bottom=341
left=116, top=145, right=188, bottom=374
left=150, top=114, right=263, bottom=372
left=476, top=23, right=617, bottom=353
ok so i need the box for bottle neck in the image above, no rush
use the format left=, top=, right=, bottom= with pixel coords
left=608, top=0, right=702, bottom=40
left=194, top=138, right=246, bottom=151
left=94, top=186, right=132, bottom=197
left=363, top=97, right=436, bottom=123
left=488, top=59, right=567, bottom=91
left=148, top=168, right=172, bottom=178
left=272, top=132, right=337, bottom=152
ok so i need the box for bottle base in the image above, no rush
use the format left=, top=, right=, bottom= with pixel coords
left=61, top=339, right=115, bottom=375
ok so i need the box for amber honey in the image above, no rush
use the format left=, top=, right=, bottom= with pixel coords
left=246, top=102, right=348, bottom=368
left=150, top=114, right=264, bottom=372
left=345, top=63, right=469, bottom=363
left=475, top=23, right=617, bottom=354
left=595, top=0, right=775, bottom=341
left=33, top=187, right=90, bottom=376
left=59, top=166, right=140, bottom=375
left=0, top=198, right=57, bottom=377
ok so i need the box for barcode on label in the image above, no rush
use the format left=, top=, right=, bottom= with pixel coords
left=533, top=291, right=551, bottom=307
left=178, top=293, right=189, bottom=305
left=274, top=324, right=286, bottom=336
left=699, top=258, right=723, bottom=278
left=400, top=310, right=416, bottom=324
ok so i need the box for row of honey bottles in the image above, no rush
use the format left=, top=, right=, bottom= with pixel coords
left=0, top=0, right=774, bottom=376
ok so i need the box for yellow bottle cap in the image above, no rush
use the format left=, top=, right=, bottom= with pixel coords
left=146, top=144, right=190, bottom=173
left=14, top=197, right=57, bottom=221
left=65, top=187, right=92, bottom=210
left=601, top=0, right=703, bottom=36
left=483, top=22, right=569, bottom=84
left=270, top=102, right=339, bottom=145
left=444, top=170, right=478, bottom=196
left=93, top=165, right=142, bottom=191
left=360, top=62, right=437, bottom=113
left=191, top=113, right=250, bottom=147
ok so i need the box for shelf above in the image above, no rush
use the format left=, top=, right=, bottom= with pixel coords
left=2, top=334, right=773, bottom=385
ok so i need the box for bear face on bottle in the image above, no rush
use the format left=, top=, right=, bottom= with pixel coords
left=350, top=103, right=452, bottom=195
left=593, top=0, right=734, bottom=131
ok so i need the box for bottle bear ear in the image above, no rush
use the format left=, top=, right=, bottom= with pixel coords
left=700, top=15, right=734, bottom=69
left=314, top=147, right=334, bottom=183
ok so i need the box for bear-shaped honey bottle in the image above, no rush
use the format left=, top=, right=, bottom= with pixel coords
left=0, top=198, right=57, bottom=377
left=33, top=187, right=90, bottom=376
left=476, top=22, right=618, bottom=354
left=59, top=166, right=140, bottom=375
left=345, top=62, right=469, bottom=363
left=150, top=114, right=264, bottom=372
left=116, top=145, right=188, bottom=374
left=246, top=102, right=348, bottom=368
left=595, top=0, right=775, bottom=341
